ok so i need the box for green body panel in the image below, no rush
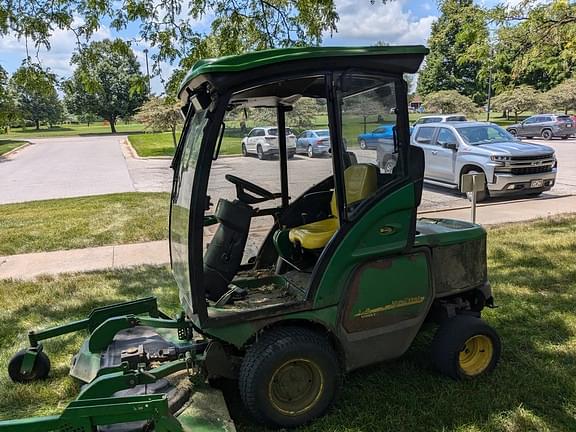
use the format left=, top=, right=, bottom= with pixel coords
left=314, top=184, right=416, bottom=308
left=415, top=218, right=487, bottom=247
left=205, top=306, right=338, bottom=349
left=178, top=45, right=428, bottom=96
left=345, top=253, right=430, bottom=327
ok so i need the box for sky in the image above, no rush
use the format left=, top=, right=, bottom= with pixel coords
left=0, top=0, right=502, bottom=94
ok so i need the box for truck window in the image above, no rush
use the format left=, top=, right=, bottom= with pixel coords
left=436, top=128, right=458, bottom=145
left=415, top=127, right=435, bottom=144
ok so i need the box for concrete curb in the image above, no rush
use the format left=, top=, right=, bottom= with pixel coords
left=0, top=141, right=31, bottom=159
left=122, top=137, right=242, bottom=160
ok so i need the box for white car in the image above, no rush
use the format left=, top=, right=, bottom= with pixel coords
left=413, top=114, right=468, bottom=126
left=241, top=126, right=297, bottom=160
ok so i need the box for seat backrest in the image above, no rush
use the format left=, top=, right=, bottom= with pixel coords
left=330, top=163, right=378, bottom=217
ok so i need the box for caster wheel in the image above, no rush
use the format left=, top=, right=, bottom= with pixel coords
left=8, top=349, right=51, bottom=383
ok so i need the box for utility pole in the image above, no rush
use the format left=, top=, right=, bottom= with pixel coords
left=143, top=48, right=151, bottom=95
left=486, top=65, right=492, bottom=122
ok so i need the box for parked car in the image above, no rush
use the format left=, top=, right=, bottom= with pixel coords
left=296, top=129, right=331, bottom=157
left=376, top=121, right=556, bottom=201
left=357, top=124, right=394, bottom=149
left=506, top=114, right=574, bottom=140
left=241, top=126, right=297, bottom=159
left=413, top=114, right=468, bottom=126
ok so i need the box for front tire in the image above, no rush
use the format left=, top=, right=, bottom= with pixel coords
left=431, top=315, right=501, bottom=380
left=381, top=156, right=397, bottom=174
left=307, top=145, right=314, bottom=158
left=508, top=129, right=517, bottom=137
left=8, top=350, right=51, bottom=383
left=541, top=129, right=553, bottom=140
left=239, top=327, right=342, bottom=428
left=242, top=144, right=248, bottom=157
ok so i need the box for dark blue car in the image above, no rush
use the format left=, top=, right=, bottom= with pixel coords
left=357, top=124, right=395, bottom=150
left=296, top=129, right=331, bottom=157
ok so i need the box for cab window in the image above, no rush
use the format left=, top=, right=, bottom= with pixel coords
left=415, top=127, right=435, bottom=144
left=436, top=128, right=458, bottom=146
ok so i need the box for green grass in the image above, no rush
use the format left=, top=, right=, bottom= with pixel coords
left=2, top=123, right=146, bottom=139
left=129, top=132, right=241, bottom=157
left=0, top=217, right=575, bottom=430
left=0, top=140, right=27, bottom=156
left=0, top=193, right=169, bottom=255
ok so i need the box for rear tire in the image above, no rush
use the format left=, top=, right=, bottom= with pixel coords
left=541, top=129, right=553, bottom=140
left=8, top=350, right=51, bottom=383
left=257, top=145, right=265, bottom=160
left=381, top=156, right=397, bottom=174
left=359, top=139, right=367, bottom=150
left=307, top=145, right=314, bottom=158
left=508, top=129, right=517, bottom=137
left=239, top=327, right=342, bottom=428
left=431, top=315, right=501, bottom=380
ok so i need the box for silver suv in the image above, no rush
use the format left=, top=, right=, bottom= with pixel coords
left=507, top=114, right=574, bottom=140
left=376, top=122, right=557, bottom=201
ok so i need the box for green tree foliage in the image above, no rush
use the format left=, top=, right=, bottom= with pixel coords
left=490, top=0, right=576, bottom=91
left=64, top=39, right=147, bottom=133
left=10, top=65, right=62, bottom=130
left=490, top=85, right=549, bottom=122
left=0, top=66, right=18, bottom=132
left=546, top=78, right=576, bottom=114
left=1, top=0, right=338, bottom=87
left=417, top=0, right=488, bottom=104
left=136, top=97, right=183, bottom=147
left=423, top=90, right=477, bottom=114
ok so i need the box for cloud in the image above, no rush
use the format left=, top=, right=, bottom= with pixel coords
left=326, top=0, right=436, bottom=45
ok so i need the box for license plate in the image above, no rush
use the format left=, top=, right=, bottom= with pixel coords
left=530, top=179, right=544, bottom=188
left=567, top=124, right=572, bottom=127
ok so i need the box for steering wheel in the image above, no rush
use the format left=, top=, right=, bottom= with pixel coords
left=225, top=174, right=282, bottom=205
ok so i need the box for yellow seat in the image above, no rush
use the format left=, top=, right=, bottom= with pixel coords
left=289, top=164, right=378, bottom=249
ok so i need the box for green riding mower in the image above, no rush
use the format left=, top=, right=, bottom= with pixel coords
left=0, top=45, right=501, bottom=431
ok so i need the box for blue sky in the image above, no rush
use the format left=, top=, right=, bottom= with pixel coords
left=0, top=0, right=498, bottom=94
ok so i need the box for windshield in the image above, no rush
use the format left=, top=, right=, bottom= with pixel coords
left=316, top=130, right=330, bottom=137
left=458, top=124, right=515, bottom=146
left=170, top=107, right=210, bottom=316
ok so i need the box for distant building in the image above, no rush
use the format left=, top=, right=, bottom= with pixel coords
left=409, top=94, right=423, bottom=111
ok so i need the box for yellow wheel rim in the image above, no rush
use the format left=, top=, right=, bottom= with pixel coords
left=459, top=335, right=494, bottom=376
left=268, top=358, right=324, bottom=416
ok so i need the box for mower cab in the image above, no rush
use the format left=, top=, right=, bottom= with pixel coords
left=0, top=46, right=501, bottom=432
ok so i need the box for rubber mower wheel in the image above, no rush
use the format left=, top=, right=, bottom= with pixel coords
left=239, top=326, right=342, bottom=428
left=431, top=315, right=501, bottom=380
left=8, top=349, right=51, bottom=383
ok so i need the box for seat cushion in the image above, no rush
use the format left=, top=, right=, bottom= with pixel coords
left=289, top=218, right=340, bottom=250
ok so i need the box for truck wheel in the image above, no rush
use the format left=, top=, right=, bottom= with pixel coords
left=239, top=327, right=342, bottom=428
left=541, top=129, right=553, bottom=140
left=8, top=350, right=51, bottom=383
left=257, top=145, right=265, bottom=160
left=463, top=169, right=489, bottom=202
left=431, top=315, right=501, bottom=380
left=359, top=139, right=367, bottom=150
left=381, top=156, right=397, bottom=174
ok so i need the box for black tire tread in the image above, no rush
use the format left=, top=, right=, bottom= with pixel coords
left=8, top=350, right=51, bottom=383
left=239, top=326, right=341, bottom=427
left=431, top=315, right=501, bottom=380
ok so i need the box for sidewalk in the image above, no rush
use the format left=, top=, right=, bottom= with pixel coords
left=1, top=195, right=575, bottom=280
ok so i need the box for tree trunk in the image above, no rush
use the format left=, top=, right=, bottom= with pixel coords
left=109, top=116, right=117, bottom=133
left=514, top=111, right=518, bottom=123
left=35, top=120, right=40, bottom=130
left=171, top=126, right=177, bottom=148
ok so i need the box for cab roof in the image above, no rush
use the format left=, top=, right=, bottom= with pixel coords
left=178, top=45, right=428, bottom=102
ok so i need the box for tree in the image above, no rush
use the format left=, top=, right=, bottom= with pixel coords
left=136, top=97, right=182, bottom=147
left=490, top=85, right=549, bottom=122
left=545, top=78, right=576, bottom=115
left=423, top=90, right=478, bottom=114
left=0, top=66, right=18, bottom=133
left=417, top=0, right=489, bottom=104
left=64, top=39, right=147, bottom=133
left=10, top=65, right=62, bottom=130
left=2, top=0, right=339, bottom=85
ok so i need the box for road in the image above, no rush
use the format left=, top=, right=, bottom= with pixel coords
left=1, top=135, right=575, bottom=215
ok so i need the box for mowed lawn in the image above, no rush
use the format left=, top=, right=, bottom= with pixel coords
left=0, top=217, right=574, bottom=430
left=129, top=132, right=241, bottom=157
left=0, top=140, right=28, bottom=157
left=3, top=123, right=146, bottom=139
left=0, top=193, right=169, bottom=255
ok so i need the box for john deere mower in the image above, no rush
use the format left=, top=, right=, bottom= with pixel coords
left=0, top=46, right=501, bottom=431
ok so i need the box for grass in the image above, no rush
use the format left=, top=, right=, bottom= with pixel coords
left=0, top=140, right=28, bottom=157
left=129, top=132, right=241, bottom=157
left=0, top=193, right=169, bottom=255
left=0, top=216, right=575, bottom=430
left=2, top=123, right=146, bottom=139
